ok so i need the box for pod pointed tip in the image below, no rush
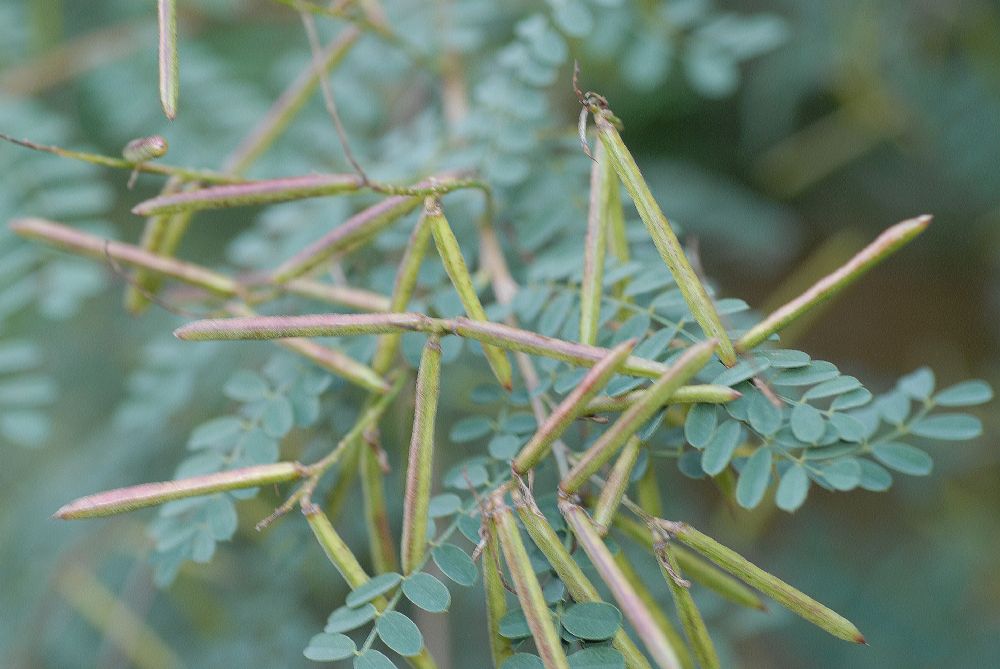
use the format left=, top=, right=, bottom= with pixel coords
left=854, top=632, right=868, bottom=646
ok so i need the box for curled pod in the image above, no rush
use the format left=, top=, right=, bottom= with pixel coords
left=122, top=135, right=168, bottom=163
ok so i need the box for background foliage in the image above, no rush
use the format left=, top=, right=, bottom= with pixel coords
left=2, top=0, right=997, bottom=667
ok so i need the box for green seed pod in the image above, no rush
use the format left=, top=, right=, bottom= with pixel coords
left=561, top=339, right=716, bottom=495
left=512, top=339, right=636, bottom=475
left=482, top=528, right=513, bottom=666
left=561, top=500, right=682, bottom=669
left=592, top=436, right=643, bottom=535
left=157, top=0, right=179, bottom=119
left=655, top=538, right=720, bottom=669
left=492, top=494, right=570, bottom=669
left=660, top=520, right=866, bottom=644
left=591, top=104, right=736, bottom=366
left=511, top=485, right=653, bottom=669
left=400, top=337, right=442, bottom=574
left=612, top=514, right=766, bottom=612
left=580, top=140, right=611, bottom=346
left=426, top=198, right=512, bottom=390
left=55, top=462, right=300, bottom=519
left=122, top=135, right=169, bottom=163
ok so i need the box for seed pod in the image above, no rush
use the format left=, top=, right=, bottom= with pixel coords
left=303, top=502, right=371, bottom=589
left=580, top=140, right=611, bottom=346
left=401, top=337, right=442, bottom=573
left=482, top=527, right=513, bottom=666
left=561, top=339, right=716, bottom=494
left=512, top=339, right=636, bottom=475
left=11, top=218, right=240, bottom=297
left=492, top=494, right=569, bottom=669
left=737, top=215, right=932, bottom=351
left=271, top=195, right=423, bottom=284
left=132, top=173, right=365, bottom=216
left=157, top=0, right=178, bottom=119
left=592, top=107, right=736, bottom=366
left=612, top=551, right=693, bottom=669
left=511, top=486, right=653, bottom=669
left=361, top=444, right=398, bottom=574
left=654, top=538, right=720, bottom=669
left=584, top=384, right=741, bottom=415
left=55, top=462, right=300, bottom=519
left=370, top=214, right=434, bottom=374
left=592, top=436, right=643, bottom=535
left=660, top=520, right=866, bottom=643
left=426, top=199, right=512, bottom=390
left=612, top=514, right=765, bottom=611
left=122, top=135, right=168, bottom=163
left=561, top=500, right=681, bottom=669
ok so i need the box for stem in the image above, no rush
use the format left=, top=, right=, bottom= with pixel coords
left=0, top=133, right=240, bottom=184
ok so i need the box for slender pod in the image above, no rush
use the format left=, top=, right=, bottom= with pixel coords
left=56, top=566, right=184, bottom=669
left=580, top=141, right=610, bottom=346
left=613, top=552, right=693, bottom=669
left=737, top=215, right=932, bottom=351
left=276, top=337, right=389, bottom=393
left=482, top=528, right=513, bottom=666
left=305, top=504, right=440, bottom=669
left=400, top=337, right=442, bottom=573
left=636, top=458, right=664, bottom=517
left=126, top=180, right=196, bottom=314
left=303, top=502, right=371, bottom=588
left=511, top=486, right=653, bottom=669
left=132, top=173, right=365, bottom=216
left=584, top=384, right=741, bottom=414
left=157, top=0, right=179, bottom=119
left=173, top=312, right=672, bottom=378
left=271, top=195, right=422, bottom=283
left=561, top=500, right=681, bottom=669
left=12, top=218, right=241, bottom=297
left=590, top=104, right=735, bottom=366
left=175, top=312, right=436, bottom=340
left=561, top=339, right=717, bottom=494
left=426, top=199, right=512, bottom=389
left=370, top=213, right=434, bottom=373
left=360, top=446, right=398, bottom=574
left=284, top=279, right=392, bottom=313
left=512, top=339, right=636, bottom=475
left=55, top=463, right=300, bottom=519
left=225, top=304, right=390, bottom=394
left=492, top=495, right=570, bottom=669
left=612, top=514, right=765, bottom=611
left=224, top=28, right=359, bottom=174
left=592, top=436, right=643, bottom=535
left=655, top=539, right=720, bottom=669
left=659, top=520, right=866, bottom=643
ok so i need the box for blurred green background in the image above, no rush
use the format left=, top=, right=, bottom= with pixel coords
left=1, top=1, right=997, bottom=667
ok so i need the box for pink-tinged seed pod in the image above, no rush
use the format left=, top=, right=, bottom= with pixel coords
left=122, top=135, right=169, bottom=163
